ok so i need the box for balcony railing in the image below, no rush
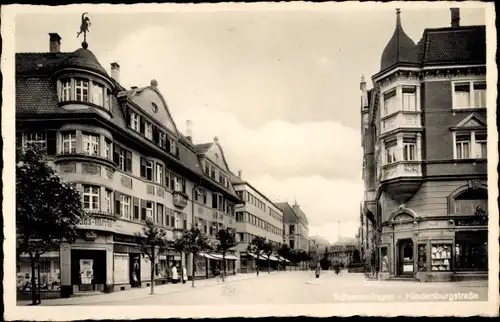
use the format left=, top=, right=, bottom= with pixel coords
left=55, top=151, right=117, bottom=168
left=381, top=161, right=422, bottom=182
left=381, top=111, right=421, bottom=135
left=173, top=191, right=188, bottom=208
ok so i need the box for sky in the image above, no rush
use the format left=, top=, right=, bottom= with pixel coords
left=14, top=4, right=486, bottom=244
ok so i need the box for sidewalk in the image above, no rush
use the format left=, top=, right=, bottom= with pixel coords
left=17, top=272, right=278, bottom=306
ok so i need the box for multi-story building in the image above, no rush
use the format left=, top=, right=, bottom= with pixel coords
left=327, top=238, right=358, bottom=268
left=276, top=201, right=310, bottom=252
left=361, top=8, right=487, bottom=282
left=231, top=171, right=284, bottom=273
left=15, top=33, right=243, bottom=298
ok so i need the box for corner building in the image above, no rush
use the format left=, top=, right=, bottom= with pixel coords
left=16, top=34, right=242, bottom=298
left=360, top=9, right=488, bottom=282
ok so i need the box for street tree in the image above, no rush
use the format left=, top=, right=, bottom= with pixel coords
left=277, top=243, right=291, bottom=271
left=215, top=228, right=236, bottom=281
left=181, top=227, right=212, bottom=287
left=134, top=219, right=168, bottom=295
left=263, top=241, right=275, bottom=274
left=247, top=236, right=267, bottom=276
left=16, top=144, right=86, bottom=305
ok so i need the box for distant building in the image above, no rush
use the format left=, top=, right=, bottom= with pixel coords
left=231, top=171, right=284, bottom=273
left=361, top=8, right=487, bottom=282
left=276, top=201, right=310, bottom=252
left=327, top=238, right=358, bottom=268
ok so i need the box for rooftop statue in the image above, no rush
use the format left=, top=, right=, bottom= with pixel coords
left=77, top=13, right=91, bottom=43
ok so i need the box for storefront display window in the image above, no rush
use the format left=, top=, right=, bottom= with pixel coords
left=16, top=257, right=61, bottom=292
left=417, top=244, right=427, bottom=271
left=431, top=243, right=451, bottom=271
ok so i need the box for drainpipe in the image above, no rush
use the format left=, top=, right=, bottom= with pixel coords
left=190, top=176, right=203, bottom=285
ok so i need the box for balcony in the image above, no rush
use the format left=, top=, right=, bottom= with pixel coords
left=380, top=161, right=423, bottom=204
left=79, top=210, right=116, bottom=233
left=381, top=111, right=421, bottom=136
left=173, top=191, right=188, bottom=209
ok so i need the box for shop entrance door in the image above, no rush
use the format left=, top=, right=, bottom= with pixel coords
left=397, top=239, right=414, bottom=276
left=129, top=254, right=141, bottom=287
left=70, top=249, right=106, bottom=292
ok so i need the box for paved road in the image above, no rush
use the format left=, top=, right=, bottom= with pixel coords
left=83, top=271, right=488, bottom=306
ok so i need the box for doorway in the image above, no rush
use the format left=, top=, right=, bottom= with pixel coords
left=70, top=249, right=106, bottom=292
left=397, top=239, right=414, bottom=276
left=129, top=254, right=141, bottom=287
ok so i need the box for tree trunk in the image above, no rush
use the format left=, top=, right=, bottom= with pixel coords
left=30, top=255, right=37, bottom=305
left=150, top=247, right=155, bottom=295
left=256, top=255, right=259, bottom=276
left=222, top=251, right=226, bottom=282
left=179, top=251, right=184, bottom=283
left=191, top=253, right=195, bottom=288
left=268, top=258, right=271, bottom=274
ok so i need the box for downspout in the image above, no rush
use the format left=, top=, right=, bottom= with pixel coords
left=191, top=176, right=203, bottom=283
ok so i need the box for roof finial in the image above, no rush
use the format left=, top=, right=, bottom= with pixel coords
left=77, top=13, right=92, bottom=47
left=360, top=74, right=365, bottom=83
left=396, top=8, right=401, bottom=15
left=395, top=8, right=402, bottom=28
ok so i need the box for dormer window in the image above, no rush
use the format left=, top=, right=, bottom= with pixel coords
left=145, top=122, right=153, bottom=140
left=130, top=111, right=140, bottom=132
left=169, top=139, right=178, bottom=155
left=92, top=83, right=104, bottom=106
left=75, top=79, right=89, bottom=102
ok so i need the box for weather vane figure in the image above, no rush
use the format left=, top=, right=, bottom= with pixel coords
left=77, top=13, right=91, bottom=44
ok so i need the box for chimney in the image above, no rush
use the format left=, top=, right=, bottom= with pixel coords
left=451, top=8, right=460, bottom=27
left=237, top=170, right=242, bottom=178
left=186, top=120, right=193, bottom=141
left=49, top=33, right=61, bottom=53
left=110, top=62, right=120, bottom=83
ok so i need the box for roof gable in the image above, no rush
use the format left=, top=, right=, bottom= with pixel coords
left=205, top=142, right=231, bottom=172
left=455, top=113, right=487, bottom=128
left=125, top=86, right=179, bottom=136
left=276, top=202, right=300, bottom=223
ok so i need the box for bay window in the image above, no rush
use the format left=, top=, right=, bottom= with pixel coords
left=83, top=185, right=100, bottom=211
left=62, top=132, right=76, bottom=154
left=453, top=81, right=486, bottom=110
left=403, top=137, right=416, bottom=161
left=61, top=79, right=71, bottom=101
left=402, top=87, right=417, bottom=111
left=92, top=83, right=104, bottom=106
left=75, top=79, right=89, bottom=102
left=82, top=133, right=100, bottom=156
left=383, top=89, right=397, bottom=116
left=155, top=163, right=164, bottom=185
left=104, top=139, right=112, bottom=159
left=385, top=140, right=397, bottom=164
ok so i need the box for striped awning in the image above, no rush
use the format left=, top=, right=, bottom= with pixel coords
left=198, top=252, right=218, bottom=260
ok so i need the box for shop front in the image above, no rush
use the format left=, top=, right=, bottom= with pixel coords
left=17, top=251, right=61, bottom=300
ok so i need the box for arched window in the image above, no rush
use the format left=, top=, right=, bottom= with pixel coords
left=453, top=188, right=488, bottom=215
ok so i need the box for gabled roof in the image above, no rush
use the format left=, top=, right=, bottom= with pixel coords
left=292, top=204, right=309, bottom=226
left=275, top=202, right=299, bottom=223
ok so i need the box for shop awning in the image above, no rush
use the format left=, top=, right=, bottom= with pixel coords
left=19, top=251, right=59, bottom=258
left=198, top=252, right=218, bottom=260
left=268, top=255, right=280, bottom=262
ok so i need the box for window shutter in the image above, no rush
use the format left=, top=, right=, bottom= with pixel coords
left=115, top=191, right=121, bottom=215
left=113, top=145, right=121, bottom=164
left=139, top=116, right=145, bottom=134
left=126, top=108, right=131, bottom=125
left=133, top=197, right=140, bottom=220
left=152, top=126, right=159, bottom=144
left=46, top=131, right=57, bottom=155
left=140, top=199, right=147, bottom=220
left=140, top=158, right=146, bottom=178
left=165, top=136, right=171, bottom=151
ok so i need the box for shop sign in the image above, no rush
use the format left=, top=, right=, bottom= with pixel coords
left=81, top=216, right=115, bottom=230
left=455, top=217, right=488, bottom=227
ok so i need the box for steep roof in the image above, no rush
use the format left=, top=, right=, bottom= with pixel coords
left=417, top=25, right=486, bottom=66
left=275, top=202, right=299, bottom=223
left=60, top=47, right=109, bottom=77
left=379, top=9, right=418, bottom=72
left=292, top=204, right=309, bottom=226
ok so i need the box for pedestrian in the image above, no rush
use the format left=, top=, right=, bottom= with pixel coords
left=182, top=266, right=187, bottom=284
left=171, top=265, right=179, bottom=284
left=315, top=262, right=321, bottom=278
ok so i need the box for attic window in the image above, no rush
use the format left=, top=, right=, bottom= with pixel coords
left=151, top=102, right=158, bottom=113
left=215, top=153, right=219, bottom=161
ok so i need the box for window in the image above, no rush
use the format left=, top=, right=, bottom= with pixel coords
left=455, top=231, right=488, bottom=271
left=25, top=132, right=47, bottom=150
left=75, top=79, right=89, bottom=102
left=175, top=213, right=181, bottom=229
left=114, top=145, right=132, bottom=172
left=82, top=133, right=100, bottom=156
left=383, top=89, right=397, bottom=116
left=174, top=176, right=185, bottom=192
left=473, top=83, right=486, bottom=108
left=83, top=185, right=100, bottom=211
left=453, top=81, right=486, bottom=110
left=140, top=158, right=154, bottom=181
left=104, top=139, right=112, bottom=159
left=156, top=203, right=164, bottom=225
left=402, top=87, right=417, bottom=111
left=145, top=122, right=153, bottom=140
left=430, top=243, right=451, bottom=271
left=104, top=189, right=112, bottom=213
left=92, top=83, right=104, bottom=106
left=403, top=137, right=416, bottom=161
left=62, top=132, right=76, bottom=154
left=169, top=139, right=178, bottom=155
left=155, top=163, right=164, bottom=185
left=455, top=133, right=471, bottom=159
left=121, top=195, right=131, bottom=219
left=62, top=79, right=71, bottom=101
left=130, top=111, right=140, bottom=132
left=417, top=244, right=427, bottom=272
left=159, top=132, right=165, bottom=148
left=104, top=91, right=110, bottom=110
left=453, top=188, right=488, bottom=215
left=475, top=133, right=487, bottom=159
left=385, top=140, right=397, bottom=164
left=146, top=202, right=154, bottom=220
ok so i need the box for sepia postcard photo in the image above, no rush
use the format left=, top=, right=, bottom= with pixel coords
left=2, top=1, right=498, bottom=320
